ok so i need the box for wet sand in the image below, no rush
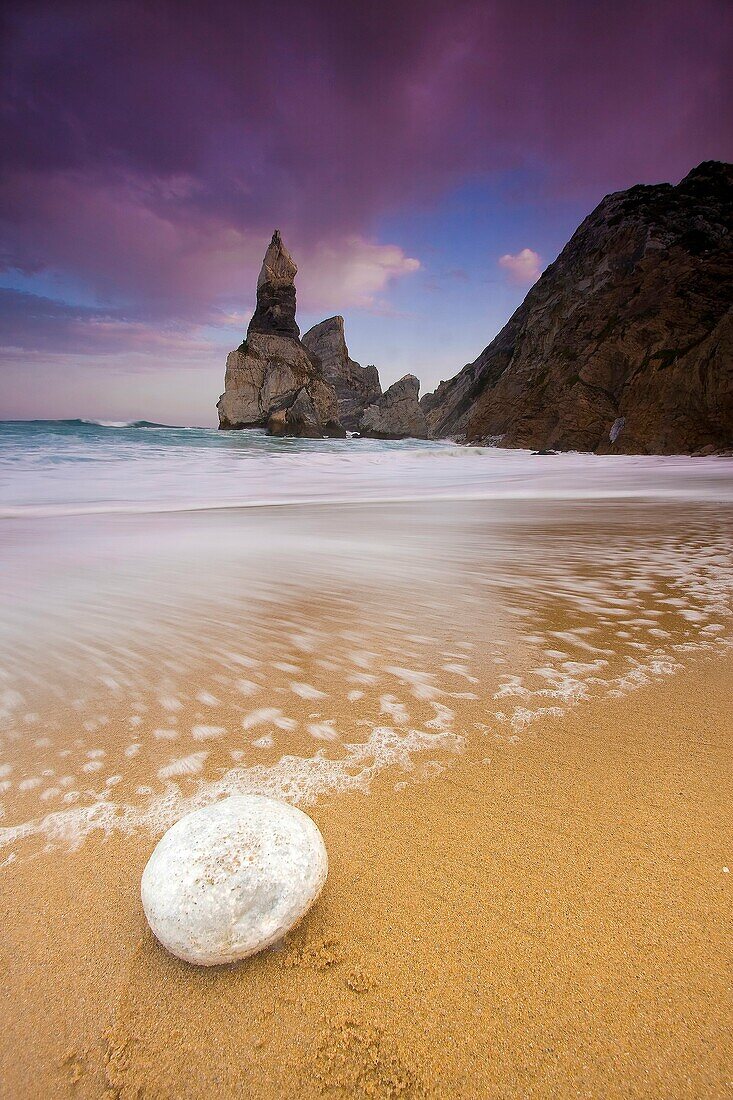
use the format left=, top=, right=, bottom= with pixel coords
left=1, top=486, right=732, bottom=1098
left=0, top=650, right=730, bottom=1099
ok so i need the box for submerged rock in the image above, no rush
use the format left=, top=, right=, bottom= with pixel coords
left=302, top=316, right=382, bottom=430
left=358, top=374, right=428, bottom=439
left=141, top=795, right=328, bottom=966
left=217, top=231, right=344, bottom=438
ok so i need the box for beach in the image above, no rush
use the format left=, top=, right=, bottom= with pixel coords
left=3, top=2, right=732, bottom=1094
left=0, top=656, right=730, bottom=1098
left=0, top=423, right=731, bottom=1097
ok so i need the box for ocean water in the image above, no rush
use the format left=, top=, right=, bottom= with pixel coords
left=2, top=418, right=732, bottom=515
left=1, top=419, right=732, bottom=859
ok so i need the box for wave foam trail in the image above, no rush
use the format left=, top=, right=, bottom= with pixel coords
left=1, top=420, right=733, bottom=515
left=0, top=725, right=463, bottom=855
left=0, top=422, right=732, bottom=863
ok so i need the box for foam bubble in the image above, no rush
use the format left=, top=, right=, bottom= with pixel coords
left=154, top=728, right=179, bottom=741
left=159, top=696, right=183, bottom=712
left=196, top=692, right=220, bottom=707
left=251, top=735, right=274, bottom=749
left=235, top=679, right=260, bottom=697
left=307, top=722, right=338, bottom=742
left=379, top=696, right=409, bottom=725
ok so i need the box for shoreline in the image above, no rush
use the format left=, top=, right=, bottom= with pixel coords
left=4, top=426, right=733, bottom=522
left=0, top=648, right=730, bottom=1098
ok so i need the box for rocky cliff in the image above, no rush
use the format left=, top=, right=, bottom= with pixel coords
left=422, top=161, right=733, bottom=454
left=302, top=316, right=382, bottom=430
left=217, top=231, right=344, bottom=437
left=359, top=374, right=428, bottom=439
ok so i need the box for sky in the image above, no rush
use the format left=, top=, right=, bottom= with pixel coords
left=1, top=0, right=731, bottom=426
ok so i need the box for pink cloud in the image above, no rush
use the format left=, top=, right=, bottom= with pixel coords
left=0, top=289, right=230, bottom=360
left=301, top=238, right=420, bottom=312
left=498, top=248, right=543, bottom=285
left=3, top=1, right=730, bottom=278
left=0, top=170, right=264, bottom=319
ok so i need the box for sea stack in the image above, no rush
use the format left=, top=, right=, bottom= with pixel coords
left=217, top=231, right=344, bottom=438
left=358, top=374, right=428, bottom=439
left=302, top=316, right=382, bottom=431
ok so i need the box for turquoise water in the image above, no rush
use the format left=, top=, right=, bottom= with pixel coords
left=0, top=417, right=442, bottom=454
left=2, top=419, right=731, bottom=515
left=0, top=418, right=445, bottom=513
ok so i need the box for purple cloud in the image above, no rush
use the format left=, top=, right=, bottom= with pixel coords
left=2, top=2, right=726, bottom=297
left=0, top=289, right=228, bottom=360
left=1, top=0, right=731, bottom=368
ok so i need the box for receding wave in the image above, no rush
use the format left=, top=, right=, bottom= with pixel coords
left=0, top=485, right=731, bottom=861
left=1, top=421, right=732, bottom=518
left=0, top=422, right=731, bottom=863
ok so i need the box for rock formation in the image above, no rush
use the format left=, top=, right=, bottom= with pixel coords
left=302, top=316, right=382, bottom=430
left=248, top=229, right=300, bottom=340
left=358, top=374, right=428, bottom=439
left=422, top=161, right=733, bottom=454
left=266, top=378, right=344, bottom=439
left=217, top=231, right=344, bottom=437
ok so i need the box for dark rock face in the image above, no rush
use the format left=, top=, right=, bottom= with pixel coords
left=302, top=317, right=382, bottom=430
left=248, top=230, right=300, bottom=340
left=423, top=161, right=733, bottom=455
left=359, top=374, right=428, bottom=439
left=217, top=232, right=344, bottom=437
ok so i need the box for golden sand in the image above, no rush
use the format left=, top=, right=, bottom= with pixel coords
left=0, top=653, right=731, bottom=1099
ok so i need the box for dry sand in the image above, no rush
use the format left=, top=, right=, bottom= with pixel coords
left=0, top=652, right=731, bottom=1099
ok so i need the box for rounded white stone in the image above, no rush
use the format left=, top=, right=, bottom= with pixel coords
left=141, top=795, right=328, bottom=966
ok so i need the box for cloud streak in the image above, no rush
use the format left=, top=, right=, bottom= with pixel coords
left=0, top=289, right=224, bottom=360
left=0, top=170, right=420, bottom=323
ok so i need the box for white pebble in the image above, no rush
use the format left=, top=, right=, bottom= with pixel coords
left=141, top=795, right=328, bottom=966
